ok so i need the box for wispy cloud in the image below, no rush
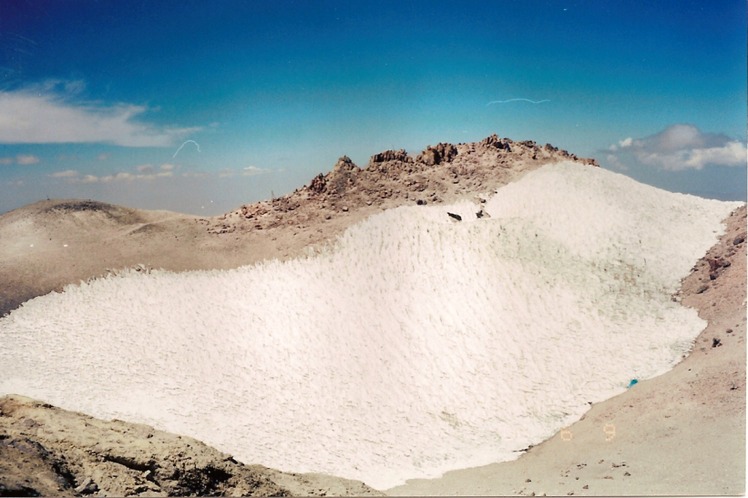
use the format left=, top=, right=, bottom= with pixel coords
left=49, top=169, right=79, bottom=178
left=217, top=165, right=273, bottom=178
left=487, top=98, right=550, bottom=106
left=49, top=162, right=273, bottom=186
left=136, top=164, right=155, bottom=173
left=135, top=163, right=176, bottom=174
left=51, top=163, right=177, bottom=184
left=16, top=154, right=40, bottom=165
left=242, top=165, right=271, bottom=176
left=172, top=139, right=201, bottom=158
left=0, top=154, right=41, bottom=165
left=37, top=79, right=87, bottom=95
left=77, top=170, right=175, bottom=184
left=606, top=124, right=747, bottom=171
left=0, top=81, right=200, bottom=146
left=181, top=171, right=210, bottom=178
left=218, top=168, right=234, bottom=179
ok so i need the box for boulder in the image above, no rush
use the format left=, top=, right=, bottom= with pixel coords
left=370, top=149, right=411, bottom=163
left=480, top=134, right=512, bottom=151
left=417, top=143, right=458, bottom=165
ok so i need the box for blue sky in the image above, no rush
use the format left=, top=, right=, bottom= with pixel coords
left=1, top=0, right=745, bottom=215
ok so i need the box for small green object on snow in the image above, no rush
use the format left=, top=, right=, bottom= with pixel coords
left=628, top=379, right=638, bottom=388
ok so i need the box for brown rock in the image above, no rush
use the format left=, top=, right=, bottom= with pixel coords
left=417, top=143, right=458, bottom=165
left=370, top=149, right=411, bottom=163
left=309, top=173, right=327, bottom=194
left=480, top=133, right=513, bottom=150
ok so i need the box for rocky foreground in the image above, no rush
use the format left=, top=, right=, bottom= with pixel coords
left=0, top=395, right=381, bottom=497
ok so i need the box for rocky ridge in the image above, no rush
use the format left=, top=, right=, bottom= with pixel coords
left=209, top=134, right=597, bottom=235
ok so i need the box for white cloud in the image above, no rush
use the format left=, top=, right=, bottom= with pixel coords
left=608, top=137, right=634, bottom=152
left=242, top=165, right=271, bottom=176
left=0, top=154, right=41, bottom=165
left=136, top=164, right=155, bottom=173
left=682, top=141, right=746, bottom=169
left=605, top=124, right=747, bottom=171
left=36, top=79, right=87, bottom=95
left=79, top=174, right=99, bottom=184
left=50, top=169, right=79, bottom=178
left=49, top=161, right=263, bottom=187
left=486, top=98, right=550, bottom=105
left=604, top=153, right=628, bottom=171
left=68, top=164, right=176, bottom=184
left=96, top=170, right=173, bottom=183
left=217, top=166, right=273, bottom=178
left=0, top=83, right=200, bottom=146
left=618, top=137, right=633, bottom=148
left=16, top=154, right=40, bottom=165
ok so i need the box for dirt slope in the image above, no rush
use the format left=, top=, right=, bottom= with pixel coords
left=0, top=395, right=381, bottom=497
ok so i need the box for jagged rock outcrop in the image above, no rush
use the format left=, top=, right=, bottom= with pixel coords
left=369, top=149, right=412, bottom=164
left=309, top=173, right=327, bottom=194
left=229, top=133, right=598, bottom=232
left=480, top=133, right=512, bottom=150
left=326, top=156, right=361, bottom=196
left=416, top=142, right=458, bottom=165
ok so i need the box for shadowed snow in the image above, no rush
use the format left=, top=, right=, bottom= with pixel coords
left=0, top=162, right=740, bottom=489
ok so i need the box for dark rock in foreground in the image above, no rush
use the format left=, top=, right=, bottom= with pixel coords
left=0, top=395, right=382, bottom=497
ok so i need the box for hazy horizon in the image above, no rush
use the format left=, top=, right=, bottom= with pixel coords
left=1, top=137, right=745, bottom=217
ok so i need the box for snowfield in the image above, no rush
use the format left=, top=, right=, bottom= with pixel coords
left=0, top=162, right=741, bottom=489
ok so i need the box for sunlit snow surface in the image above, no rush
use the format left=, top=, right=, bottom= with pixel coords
left=0, top=162, right=741, bottom=489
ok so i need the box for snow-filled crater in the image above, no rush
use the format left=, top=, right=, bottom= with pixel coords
left=0, top=162, right=741, bottom=489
